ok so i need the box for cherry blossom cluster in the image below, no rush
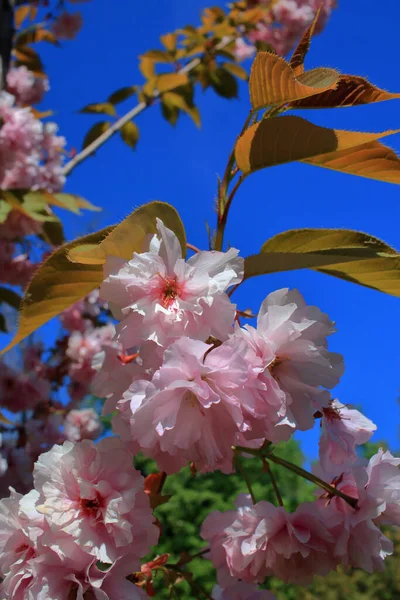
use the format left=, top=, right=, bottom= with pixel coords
left=0, top=437, right=158, bottom=599
left=6, top=66, right=49, bottom=107
left=235, top=0, right=335, bottom=59
left=0, top=294, right=109, bottom=496
left=0, top=91, right=66, bottom=192
left=96, top=219, right=343, bottom=474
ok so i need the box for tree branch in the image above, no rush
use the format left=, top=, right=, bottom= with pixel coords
left=62, top=38, right=234, bottom=177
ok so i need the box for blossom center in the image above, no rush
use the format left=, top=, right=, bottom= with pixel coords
left=268, top=356, right=283, bottom=378
left=79, top=494, right=102, bottom=516
left=157, top=274, right=181, bottom=308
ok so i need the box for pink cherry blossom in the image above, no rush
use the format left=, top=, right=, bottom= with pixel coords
left=229, top=288, right=343, bottom=443
left=100, top=218, right=243, bottom=348
left=0, top=92, right=65, bottom=192
left=64, top=408, right=103, bottom=442
left=248, top=0, right=335, bottom=56
left=115, top=336, right=254, bottom=474
left=366, top=449, right=400, bottom=527
left=0, top=211, right=42, bottom=241
left=0, top=358, right=50, bottom=413
left=6, top=66, right=49, bottom=107
left=51, top=11, right=83, bottom=40
left=34, top=437, right=159, bottom=563
left=60, top=290, right=103, bottom=333
left=3, top=536, right=147, bottom=600
left=319, top=399, right=376, bottom=474
left=315, top=459, right=394, bottom=572
left=0, top=241, right=37, bottom=288
left=66, top=324, right=116, bottom=399
left=92, top=340, right=163, bottom=415
left=233, top=38, right=256, bottom=62
left=0, top=488, right=43, bottom=589
left=202, top=496, right=337, bottom=585
left=213, top=582, right=277, bottom=600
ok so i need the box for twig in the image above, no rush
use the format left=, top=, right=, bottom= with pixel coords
left=62, top=37, right=235, bottom=177
left=234, top=445, right=358, bottom=510
left=263, top=459, right=284, bottom=507
left=234, top=453, right=256, bottom=504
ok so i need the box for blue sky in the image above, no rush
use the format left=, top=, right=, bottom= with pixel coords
left=35, top=0, right=400, bottom=461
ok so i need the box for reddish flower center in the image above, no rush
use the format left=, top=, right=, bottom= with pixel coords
left=79, top=495, right=102, bottom=515
left=158, top=274, right=181, bottom=308
left=268, top=356, right=283, bottom=378
left=323, top=404, right=342, bottom=421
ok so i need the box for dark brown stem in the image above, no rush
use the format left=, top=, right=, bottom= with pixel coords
left=234, top=453, right=256, bottom=504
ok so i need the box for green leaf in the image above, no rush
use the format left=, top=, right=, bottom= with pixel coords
left=41, top=220, right=65, bottom=246
left=0, top=200, right=11, bottom=224
left=250, top=52, right=339, bottom=109
left=1, top=202, right=187, bottom=354
left=0, top=287, right=21, bottom=310
left=50, top=194, right=101, bottom=214
left=235, top=116, right=399, bottom=175
left=222, top=62, right=248, bottom=81
left=120, top=121, right=139, bottom=149
left=157, top=73, right=189, bottom=94
left=245, top=228, right=400, bottom=297
left=162, top=88, right=201, bottom=127
left=82, top=122, right=110, bottom=150
left=108, top=86, right=137, bottom=105
left=69, top=201, right=186, bottom=265
left=0, top=227, right=112, bottom=355
left=79, top=102, right=116, bottom=116
left=3, top=191, right=58, bottom=223
left=210, top=67, right=238, bottom=99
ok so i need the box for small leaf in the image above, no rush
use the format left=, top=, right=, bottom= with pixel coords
left=42, top=220, right=65, bottom=246
left=80, top=102, right=116, bottom=116
left=289, top=8, right=321, bottom=76
left=0, top=287, right=21, bottom=310
left=210, top=67, right=238, bottom=99
left=290, top=75, right=400, bottom=109
left=82, top=122, right=110, bottom=150
left=0, top=200, right=11, bottom=224
left=4, top=191, right=57, bottom=223
left=120, top=121, right=139, bottom=149
left=160, top=33, right=177, bottom=52
left=68, top=201, right=186, bottom=266
left=222, top=62, right=248, bottom=81
left=246, top=228, right=400, bottom=297
left=108, top=86, right=137, bottom=105
left=15, top=5, right=31, bottom=28
left=161, top=99, right=180, bottom=126
left=141, top=49, right=172, bottom=63
left=249, top=52, right=339, bottom=109
left=235, top=115, right=398, bottom=174
left=16, top=27, right=57, bottom=46
left=157, top=73, right=189, bottom=94
left=0, top=227, right=112, bottom=355
left=304, top=140, right=400, bottom=184
left=47, top=193, right=101, bottom=214
left=14, top=45, right=43, bottom=74
left=162, top=88, right=201, bottom=127
left=139, top=57, right=156, bottom=80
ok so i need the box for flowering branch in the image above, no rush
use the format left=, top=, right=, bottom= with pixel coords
left=234, top=445, right=359, bottom=510
left=62, top=37, right=234, bottom=177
